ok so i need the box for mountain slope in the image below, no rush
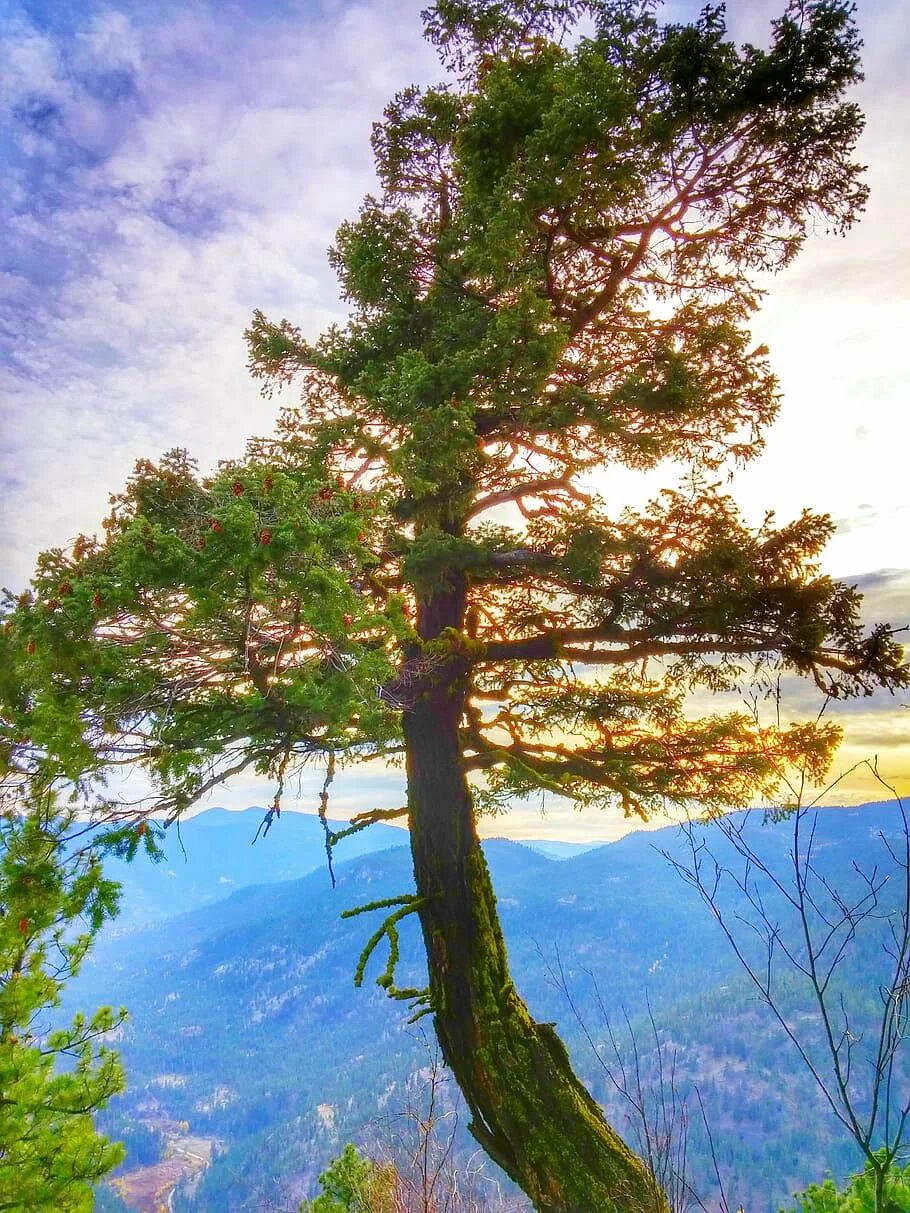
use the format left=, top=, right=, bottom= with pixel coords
left=100, top=808, right=410, bottom=929
left=72, top=802, right=909, bottom=1212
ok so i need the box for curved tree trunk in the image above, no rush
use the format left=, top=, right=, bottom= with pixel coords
left=402, top=585, right=667, bottom=1213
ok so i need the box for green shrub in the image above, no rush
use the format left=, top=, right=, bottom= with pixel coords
left=781, top=1154, right=910, bottom=1213
left=298, top=1143, right=398, bottom=1213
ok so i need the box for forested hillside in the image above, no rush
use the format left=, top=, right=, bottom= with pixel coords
left=69, top=802, right=908, bottom=1212
left=97, top=808, right=410, bottom=928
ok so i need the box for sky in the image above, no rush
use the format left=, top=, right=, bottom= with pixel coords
left=1, top=0, right=908, bottom=842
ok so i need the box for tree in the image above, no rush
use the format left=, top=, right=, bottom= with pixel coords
left=299, top=1143, right=398, bottom=1213
left=668, top=764, right=910, bottom=1213
left=0, top=794, right=125, bottom=1211
left=781, top=1153, right=910, bottom=1213
left=366, top=1030, right=529, bottom=1210
left=1, top=2, right=907, bottom=1210
left=546, top=956, right=698, bottom=1213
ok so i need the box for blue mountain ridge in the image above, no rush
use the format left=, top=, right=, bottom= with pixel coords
left=99, top=806, right=599, bottom=931
left=73, top=801, right=907, bottom=1213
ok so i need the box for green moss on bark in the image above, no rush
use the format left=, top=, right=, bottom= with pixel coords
left=405, top=678, right=667, bottom=1213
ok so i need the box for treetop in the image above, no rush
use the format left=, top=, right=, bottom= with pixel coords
left=1, top=0, right=904, bottom=831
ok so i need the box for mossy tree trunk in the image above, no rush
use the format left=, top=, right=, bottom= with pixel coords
left=403, top=581, right=667, bottom=1213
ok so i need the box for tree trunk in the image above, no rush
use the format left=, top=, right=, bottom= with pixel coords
left=402, top=586, right=667, bottom=1213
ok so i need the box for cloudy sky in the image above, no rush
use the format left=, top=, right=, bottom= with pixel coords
left=1, top=0, right=908, bottom=840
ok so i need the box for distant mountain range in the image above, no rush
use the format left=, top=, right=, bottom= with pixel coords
left=100, top=808, right=410, bottom=929
left=69, top=802, right=909, bottom=1212
left=100, top=807, right=594, bottom=930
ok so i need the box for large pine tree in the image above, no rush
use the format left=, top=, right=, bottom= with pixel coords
left=2, top=3, right=906, bottom=1209
left=0, top=798, right=125, bottom=1211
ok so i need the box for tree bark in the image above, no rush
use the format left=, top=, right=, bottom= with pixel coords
left=402, top=585, right=667, bottom=1213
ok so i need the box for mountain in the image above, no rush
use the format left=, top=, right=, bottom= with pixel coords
left=100, top=808, right=409, bottom=929
left=68, top=802, right=909, bottom=1212
left=516, top=838, right=599, bottom=860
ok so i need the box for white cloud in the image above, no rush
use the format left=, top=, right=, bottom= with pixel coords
left=77, top=10, right=143, bottom=71
left=4, top=0, right=908, bottom=588
left=1, top=0, right=438, bottom=587
left=0, top=24, right=67, bottom=111
left=1, top=0, right=907, bottom=834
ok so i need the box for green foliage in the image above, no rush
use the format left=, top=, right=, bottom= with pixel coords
left=299, top=1143, right=398, bottom=1213
left=781, top=1155, right=910, bottom=1213
left=2, top=0, right=902, bottom=850
left=341, top=894, right=428, bottom=1010
left=0, top=450, right=407, bottom=819
left=0, top=796, right=125, bottom=1211
left=2, top=2, right=907, bottom=1210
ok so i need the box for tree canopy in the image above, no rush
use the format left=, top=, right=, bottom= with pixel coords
left=1, top=2, right=906, bottom=1210
left=0, top=797, right=125, bottom=1212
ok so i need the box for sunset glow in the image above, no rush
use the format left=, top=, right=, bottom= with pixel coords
left=2, top=0, right=907, bottom=838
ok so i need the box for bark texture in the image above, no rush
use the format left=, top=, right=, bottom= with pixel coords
left=402, top=584, right=667, bottom=1213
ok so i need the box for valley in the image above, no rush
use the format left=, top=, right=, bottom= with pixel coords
left=70, top=803, right=909, bottom=1212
